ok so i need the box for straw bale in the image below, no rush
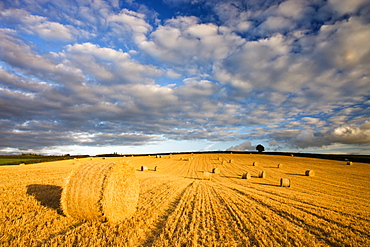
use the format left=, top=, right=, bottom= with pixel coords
left=212, top=168, right=220, bottom=174
left=347, top=161, right=353, bottom=165
left=154, top=166, right=160, bottom=171
left=202, top=171, right=211, bottom=180
left=228, top=159, right=233, bottom=163
left=277, top=164, right=283, bottom=168
left=305, top=170, right=315, bottom=176
left=61, top=161, right=139, bottom=223
left=258, top=171, right=266, bottom=178
left=141, top=166, right=148, bottom=171
left=252, top=162, right=257, bottom=166
left=19, top=163, right=25, bottom=166
left=280, top=178, right=291, bottom=187
left=241, top=172, right=251, bottom=179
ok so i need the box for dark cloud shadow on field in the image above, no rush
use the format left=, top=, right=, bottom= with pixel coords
left=26, top=184, right=64, bottom=215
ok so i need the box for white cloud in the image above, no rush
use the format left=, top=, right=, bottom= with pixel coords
left=140, top=16, right=244, bottom=67
left=328, top=0, right=368, bottom=15
left=107, top=9, right=152, bottom=44
left=227, top=141, right=254, bottom=151
left=65, top=42, right=163, bottom=84
left=0, top=8, right=77, bottom=41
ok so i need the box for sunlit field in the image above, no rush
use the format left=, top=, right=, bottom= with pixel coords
left=0, top=153, right=369, bottom=246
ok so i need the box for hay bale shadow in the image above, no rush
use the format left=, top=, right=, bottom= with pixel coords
left=221, top=176, right=240, bottom=179
left=285, top=173, right=305, bottom=176
left=26, top=184, right=64, bottom=215
left=253, top=182, right=280, bottom=187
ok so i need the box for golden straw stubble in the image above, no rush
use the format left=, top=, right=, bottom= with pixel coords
left=61, top=161, right=139, bottom=223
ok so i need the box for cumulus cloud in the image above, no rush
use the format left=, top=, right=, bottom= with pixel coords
left=0, top=8, right=79, bottom=41
left=328, top=0, right=369, bottom=15
left=0, top=0, right=369, bottom=154
left=140, top=16, right=244, bottom=69
left=227, top=141, right=255, bottom=151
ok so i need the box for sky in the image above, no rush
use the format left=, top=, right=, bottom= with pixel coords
left=0, top=0, right=370, bottom=155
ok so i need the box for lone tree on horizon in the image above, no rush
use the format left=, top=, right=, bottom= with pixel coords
left=256, top=144, right=265, bottom=153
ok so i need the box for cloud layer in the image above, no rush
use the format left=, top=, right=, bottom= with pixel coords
left=0, top=0, right=369, bottom=154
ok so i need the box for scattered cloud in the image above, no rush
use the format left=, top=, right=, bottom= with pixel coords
left=227, top=141, right=255, bottom=151
left=0, top=0, right=369, bottom=154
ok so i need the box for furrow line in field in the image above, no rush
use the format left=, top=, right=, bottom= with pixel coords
left=226, top=186, right=367, bottom=246
left=213, top=184, right=314, bottom=247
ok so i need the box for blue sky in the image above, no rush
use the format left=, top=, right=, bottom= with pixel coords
left=0, top=0, right=369, bottom=155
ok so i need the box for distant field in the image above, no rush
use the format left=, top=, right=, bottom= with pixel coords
left=0, top=153, right=369, bottom=246
left=0, top=155, right=88, bottom=166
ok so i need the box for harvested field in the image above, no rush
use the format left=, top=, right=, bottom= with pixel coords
left=0, top=153, right=369, bottom=246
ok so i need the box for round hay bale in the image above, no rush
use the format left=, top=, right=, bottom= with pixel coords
left=280, top=178, right=291, bottom=187
left=258, top=171, right=266, bottom=178
left=218, top=157, right=222, bottom=161
left=141, top=166, right=148, bottom=171
left=212, top=168, right=220, bottom=174
left=277, top=164, right=283, bottom=168
left=252, top=162, right=257, bottom=166
left=241, top=172, right=251, bottom=179
left=221, top=160, right=226, bottom=165
left=347, top=161, right=353, bottom=165
left=19, top=163, right=25, bottom=166
left=202, top=171, right=211, bottom=180
left=156, top=155, right=160, bottom=158
left=228, top=159, right=233, bottom=163
left=61, top=161, right=139, bottom=223
left=305, top=170, right=315, bottom=176
left=154, top=166, right=160, bottom=171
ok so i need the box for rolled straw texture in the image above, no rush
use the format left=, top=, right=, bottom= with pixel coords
left=202, top=172, right=211, bottom=180
left=280, top=178, right=291, bottom=187
left=242, top=172, right=251, bottom=179
left=305, top=170, right=315, bottom=176
left=212, top=168, right=220, bottom=174
left=61, top=161, right=139, bottom=223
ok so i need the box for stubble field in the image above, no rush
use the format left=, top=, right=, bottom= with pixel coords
left=0, top=153, right=369, bottom=246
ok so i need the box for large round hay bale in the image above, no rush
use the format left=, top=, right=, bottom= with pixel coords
left=141, top=166, right=148, bottom=171
left=252, top=162, right=257, bottom=166
left=218, top=157, right=222, bottom=161
left=241, top=172, right=251, bottom=179
left=347, top=161, right=353, bottom=165
left=212, top=168, right=220, bottom=174
left=202, top=171, right=211, bottom=180
left=258, top=171, right=266, bottom=178
left=228, top=159, right=233, bottom=163
left=154, top=166, right=160, bottom=171
left=305, top=170, right=315, bottom=176
left=277, top=164, right=283, bottom=168
left=280, top=178, right=291, bottom=187
left=61, top=161, right=139, bottom=223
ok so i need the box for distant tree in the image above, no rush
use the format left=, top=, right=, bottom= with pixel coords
left=256, top=144, right=265, bottom=153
